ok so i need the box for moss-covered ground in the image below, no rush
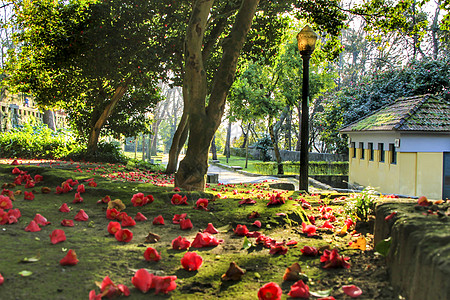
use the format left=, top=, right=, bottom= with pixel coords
left=0, top=159, right=394, bottom=299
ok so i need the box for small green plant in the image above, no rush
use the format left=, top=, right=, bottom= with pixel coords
left=344, top=187, right=378, bottom=222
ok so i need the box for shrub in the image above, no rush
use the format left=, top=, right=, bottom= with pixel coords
left=65, top=141, right=128, bottom=164
left=0, top=124, right=81, bottom=159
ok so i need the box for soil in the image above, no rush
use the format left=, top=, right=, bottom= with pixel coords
left=0, top=159, right=400, bottom=300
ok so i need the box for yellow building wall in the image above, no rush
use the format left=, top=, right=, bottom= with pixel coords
left=349, top=150, right=444, bottom=199
left=349, top=148, right=399, bottom=194
left=415, top=152, right=443, bottom=199
left=398, top=153, right=417, bottom=196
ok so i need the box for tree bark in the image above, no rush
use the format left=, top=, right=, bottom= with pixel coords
left=175, top=0, right=260, bottom=191
left=165, top=111, right=189, bottom=174
left=268, top=118, right=283, bottom=175
left=43, top=109, right=56, bottom=131
left=86, top=78, right=131, bottom=153
left=211, top=135, right=218, bottom=160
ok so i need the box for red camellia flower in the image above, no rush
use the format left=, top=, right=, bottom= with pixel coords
left=152, top=215, right=165, bottom=225
left=89, top=289, right=102, bottom=300
left=191, top=232, right=223, bottom=248
left=99, top=276, right=130, bottom=298
left=121, top=215, right=136, bottom=227
left=153, top=275, right=177, bottom=295
left=12, top=167, right=21, bottom=174
left=143, top=247, right=161, bottom=262
left=101, top=195, right=111, bottom=203
left=50, top=229, right=66, bottom=244
left=59, top=249, right=79, bottom=266
left=34, top=174, right=43, bottom=183
left=179, top=218, right=193, bottom=230
left=234, top=224, right=249, bottom=236
left=87, top=180, right=97, bottom=187
left=131, top=192, right=148, bottom=207
left=171, top=194, right=188, bottom=205
left=300, top=246, right=319, bottom=256
left=106, top=208, right=119, bottom=220
left=172, top=213, right=187, bottom=224
left=77, top=184, right=85, bottom=193
left=302, top=222, right=316, bottom=237
left=0, top=273, right=4, bottom=285
left=74, top=209, right=89, bottom=221
left=73, top=192, right=83, bottom=203
left=195, top=198, right=208, bottom=210
left=145, top=194, right=154, bottom=204
left=253, top=220, right=262, bottom=228
left=385, top=211, right=397, bottom=221
left=116, top=212, right=128, bottom=222
left=342, top=285, right=362, bottom=298
left=25, top=180, right=35, bottom=188
left=131, top=269, right=153, bottom=293
left=258, top=282, right=282, bottom=300
left=107, top=221, right=121, bottom=235
left=320, top=249, right=351, bottom=269
left=24, top=220, right=41, bottom=232
left=62, top=182, right=73, bottom=193
left=59, top=203, right=70, bottom=212
left=8, top=208, right=21, bottom=219
left=135, top=212, right=147, bottom=221
left=321, top=220, right=335, bottom=229
left=61, top=219, right=74, bottom=227
left=344, top=218, right=355, bottom=228
left=269, top=244, right=288, bottom=255
left=288, top=280, right=310, bottom=298
left=115, top=228, right=133, bottom=242
left=0, top=195, right=13, bottom=210
left=172, top=236, right=191, bottom=250
left=180, top=252, right=203, bottom=271
left=267, top=193, right=285, bottom=206
left=34, top=213, right=51, bottom=226
left=239, top=198, right=256, bottom=205
left=203, top=223, right=219, bottom=234
left=24, top=191, right=35, bottom=201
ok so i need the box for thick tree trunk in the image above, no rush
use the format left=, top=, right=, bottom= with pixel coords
left=165, top=111, right=189, bottom=174
left=43, top=109, right=56, bottom=131
left=86, top=78, right=131, bottom=153
left=175, top=0, right=259, bottom=191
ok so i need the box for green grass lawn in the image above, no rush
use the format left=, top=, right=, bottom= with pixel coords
left=0, top=160, right=391, bottom=299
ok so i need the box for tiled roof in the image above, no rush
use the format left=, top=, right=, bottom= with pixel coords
left=340, top=94, right=450, bottom=132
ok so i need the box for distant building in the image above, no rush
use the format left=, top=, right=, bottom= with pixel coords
left=340, top=94, right=450, bottom=200
left=0, top=90, right=66, bottom=131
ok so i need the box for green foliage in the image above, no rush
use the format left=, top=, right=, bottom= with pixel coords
left=65, top=141, right=128, bottom=163
left=0, top=123, right=81, bottom=159
left=344, top=187, right=378, bottom=222
left=253, top=161, right=348, bottom=176
left=254, top=136, right=272, bottom=162
left=317, top=57, right=450, bottom=152
left=5, top=0, right=166, bottom=143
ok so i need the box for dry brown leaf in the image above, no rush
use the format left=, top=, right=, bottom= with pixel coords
left=221, top=262, right=245, bottom=281
left=108, top=199, right=126, bottom=211
left=41, top=187, right=51, bottom=194
left=283, top=262, right=302, bottom=281
left=145, top=232, right=161, bottom=243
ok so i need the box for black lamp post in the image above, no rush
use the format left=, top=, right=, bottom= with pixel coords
left=297, top=25, right=318, bottom=192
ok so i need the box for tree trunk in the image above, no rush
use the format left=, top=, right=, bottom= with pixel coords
left=245, top=122, right=250, bottom=168
left=150, top=119, right=161, bottom=156
left=43, top=109, right=56, bottom=131
left=175, top=0, right=259, bottom=191
left=268, top=118, right=283, bottom=175
left=86, top=78, right=131, bottom=153
left=224, top=120, right=232, bottom=163
left=165, top=111, right=189, bottom=174
left=211, top=135, right=218, bottom=160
